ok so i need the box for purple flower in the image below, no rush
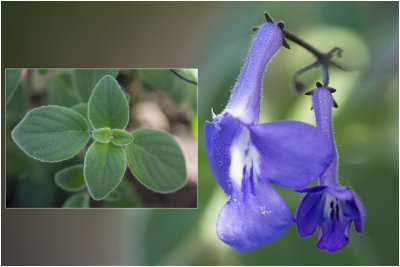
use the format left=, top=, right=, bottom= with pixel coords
left=204, top=22, right=335, bottom=251
left=295, top=84, right=366, bottom=252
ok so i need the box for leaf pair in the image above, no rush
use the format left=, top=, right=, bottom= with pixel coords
left=83, top=75, right=131, bottom=199
left=92, top=127, right=133, bottom=146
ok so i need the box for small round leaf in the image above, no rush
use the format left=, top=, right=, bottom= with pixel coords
left=84, top=141, right=126, bottom=200
left=11, top=105, right=90, bottom=162
left=54, top=164, right=85, bottom=192
left=92, top=127, right=112, bottom=143
left=111, top=129, right=133, bottom=146
left=87, top=75, right=129, bottom=129
left=126, top=128, right=186, bottom=193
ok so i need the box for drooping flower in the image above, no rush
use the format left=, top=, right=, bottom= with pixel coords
left=295, top=83, right=366, bottom=252
left=204, top=21, right=335, bottom=251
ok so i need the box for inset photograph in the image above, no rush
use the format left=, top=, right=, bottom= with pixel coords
left=6, top=69, right=198, bottom=208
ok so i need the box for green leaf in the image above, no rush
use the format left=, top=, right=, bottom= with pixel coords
left=71, top=103, right=88, bottom=123
left=126, top=128, right=186, bottom=193
left=87, top=75, right=129, bottom=129
left=62, top=192, right=90, bottom=208
left=11, top=105, right=90, bottom=162
left=74, top=69, right=119, bottom=102
left=84, top=141, right=126, bottom=200
left=54, top=164, right=85, bottom=192
left=92, top=127, right=112, bottom=143
left=111, top=129, right=133, bottom=146
left=48, top=72, right=79, bottom=107
left=104, top=189, right=120, bottom=201
left=6, top=69, right=23, bottom=104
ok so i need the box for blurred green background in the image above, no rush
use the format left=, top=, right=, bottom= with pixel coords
left=2, top=1, right=398, bottom=265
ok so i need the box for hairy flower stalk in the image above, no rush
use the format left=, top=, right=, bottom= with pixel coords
left=204, top=21, right=335, bottom=251
left=295, top=83, right=366, bottom=252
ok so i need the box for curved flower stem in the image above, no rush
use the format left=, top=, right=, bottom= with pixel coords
left=291, top=61, right=321, bottom=92
left=282, top=30, right=345, bottom=90
left=283, top=31, right=322, bottom=59
left=321, top=59, right=329, bottom=87
left=169, top=69, right=197, bottom=85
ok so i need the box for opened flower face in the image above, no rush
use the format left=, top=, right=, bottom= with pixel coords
left=204, top=22, right=335, bottom=251
left=295, top=85, right=366, bottom=252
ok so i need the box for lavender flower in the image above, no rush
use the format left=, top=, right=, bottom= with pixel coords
left=295, top=84, right=366, bottom=252
left=204, top=22, right=335, bottom=251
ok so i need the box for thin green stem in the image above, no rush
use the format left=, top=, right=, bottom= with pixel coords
left=283, top=30, right=345, bottom=89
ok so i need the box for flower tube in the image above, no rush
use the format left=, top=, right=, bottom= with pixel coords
left=204, top=22, right=335, bottom=251
left=295, top=83, right=366, bottom=252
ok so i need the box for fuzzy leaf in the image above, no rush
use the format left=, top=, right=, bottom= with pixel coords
left=111, top=129, right=133, bottom=146
left=6, top=69, right=23, bottom=104
left=74, top=69, right=118, bottom=102
left=92, top=127, right=112, bottom=143
left=54, top=164, right=85, bottom=192
left=11, top=105, right=90, bottom=162
left=87, top=75, right=129, bottom=129
left=126, top=128, right=186, bottom=193
left=84, top=141, right=126, bottom=200
left=62, top=192, right=90, bottom=208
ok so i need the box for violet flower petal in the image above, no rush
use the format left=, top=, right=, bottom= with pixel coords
left=317, top=214, right=352, bottom=252
left=295, top=187, right=324, bottom=237
left=204, top=113, right=244, bottom=194
left=250, top=120, right=334, bottom=188
left=351, top=191, right=366, bottom=233
left=340, top=189, right=366, bottom=233
left=217, top=180, right=294, bottom=251
left=296, top=185, right=366, bottom=252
